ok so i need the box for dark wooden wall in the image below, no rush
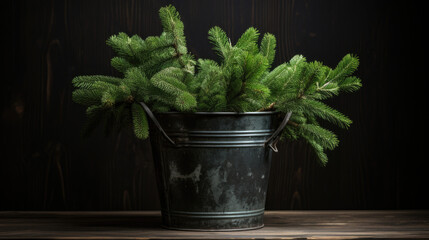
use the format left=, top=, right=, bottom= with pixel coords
left=1, top=0, right=427, bottom=210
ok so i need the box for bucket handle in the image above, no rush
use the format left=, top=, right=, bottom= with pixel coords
left=139, top=102, right=292, bottom=151
left=138, top=102, right=176, bottom=145
left=264, top=111, right=292, bottom=152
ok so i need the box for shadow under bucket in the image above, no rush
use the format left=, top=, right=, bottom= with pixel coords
left=141, top=103, right=291, bottom=231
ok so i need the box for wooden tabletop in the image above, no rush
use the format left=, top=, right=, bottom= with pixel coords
left=1, top=210, right=428, bottom=239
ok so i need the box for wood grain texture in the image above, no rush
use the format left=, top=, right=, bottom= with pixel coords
left=1, top=0, right=428, bottom=211
left=1, top=211, right=429, bottom=239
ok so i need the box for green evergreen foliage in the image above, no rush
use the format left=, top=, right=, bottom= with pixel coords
left=259, top=33, right=276, bottom=67
left=72, top=5, right=362, bottom=165
left=131, top=102, right=149, bottom=139
left=72, top=5, right=196, bottom=139
left=191, top=26, right=361, bottom=165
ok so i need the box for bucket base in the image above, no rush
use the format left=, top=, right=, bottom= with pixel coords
left=161, top=209, right=264, bottom=231
left=161, top=224, right=264, bottom=232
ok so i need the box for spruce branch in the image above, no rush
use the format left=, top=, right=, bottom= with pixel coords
left=72, top=5, right=362, bottom=165
left=259, top=33, right=276, bottom=67
left=320, top=54, right=359, bottom=88
left=131, top=103, right=149, bottom=139
left=287, top=120, right=300, bottom=127
left=208, top=26, right=230, bottom=60
left=258, top=102, right=276, bottom=112
left=235, top=27, right=260, bottom=54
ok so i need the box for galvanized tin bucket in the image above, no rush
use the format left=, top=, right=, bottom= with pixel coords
left=139, top=102, right=291, bottom=231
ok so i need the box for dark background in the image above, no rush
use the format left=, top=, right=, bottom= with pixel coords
left=1, top=0, right=427, bottom=210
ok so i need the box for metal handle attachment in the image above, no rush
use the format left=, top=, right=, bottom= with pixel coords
left=138, top=102, right=176, bottom=145
left=264, top=111, right=292, bottom=152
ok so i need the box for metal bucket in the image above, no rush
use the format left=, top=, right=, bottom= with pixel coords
left=140, top=103, right=291, bottom=231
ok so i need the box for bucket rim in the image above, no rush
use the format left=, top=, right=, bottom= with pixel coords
left=154, top=111, right=279, bottom=116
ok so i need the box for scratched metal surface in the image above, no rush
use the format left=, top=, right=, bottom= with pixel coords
left=149, top=112, right=279, bottom=230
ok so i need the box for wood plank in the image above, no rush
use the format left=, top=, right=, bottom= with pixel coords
left=1, top=211, right=429, bottom=239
